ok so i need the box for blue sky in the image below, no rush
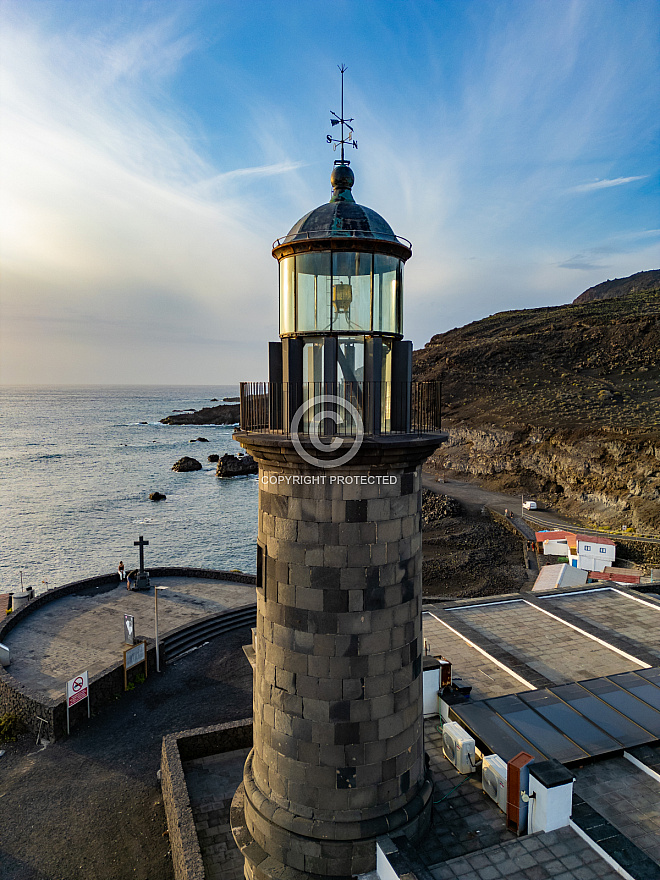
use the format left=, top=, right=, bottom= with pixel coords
left=1, top=0, right=658, bottom=384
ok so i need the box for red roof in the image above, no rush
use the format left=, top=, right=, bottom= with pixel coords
left=535, top=530, right=615, bottom=547
left=535, top=530, right=573, bottom=542
left=576, top=534, right=616, bottom=547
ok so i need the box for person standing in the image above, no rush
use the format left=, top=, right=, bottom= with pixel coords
left=118, top=560, right=125, bottom=581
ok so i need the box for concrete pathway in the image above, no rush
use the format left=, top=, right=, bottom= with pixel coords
left=3, top=576, right=256, bottom=700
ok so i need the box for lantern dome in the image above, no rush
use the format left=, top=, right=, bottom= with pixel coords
left=279, top=163, right=410, bottom=254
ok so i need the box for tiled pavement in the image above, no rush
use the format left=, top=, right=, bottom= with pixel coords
left=574, top=755, right=660, bottom=866
left=446, top=600, right=641, bottom=683
left=416, top=719, right=518, bottom=866
left=426, top=826, right=625, bottom=880
left=543, top=589, right=660, bottom=661
left=183, top=748, right=250, bottom=880
left=422, top=613, right=533, bottom=700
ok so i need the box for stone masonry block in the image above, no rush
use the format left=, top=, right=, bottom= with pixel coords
left=296, top=587, right=324, bottom=611
left=288, top=563, right=311, bottom=588
left=307, top=655, right=330, bottom=677
left=305, top=547, right=325, bottom=567
left=337, top=613, right=372, bottom=635
left=345, top=499, right=368, bottom=522
left=348, top=590, right=364, bottom=612
left=358, top=629, right=391, bottom=655
left=323, top=544, right=347, bottom=567
left=364, top=672, right=394, bottom=698
left=339, top=567, right=367, bottom=590
left=367, top=498, right=390, bottom=521
left=286, top=497, right=303, bottom=520
left=370, top=542, right=388, bottom=566
left=318, top=522, right=340, bottom=544
left=377, top=518, right=402, bottom=544
left=338, top=522, right=364, bottom=545
left=310, top=566, right=340, bottom=590
left=277, top=541, right=307, bottom=565
left=297, top=520, right=320, bottom=543
left=275, top=517, right=298, bottom=541
left=303, top=697, right=330, bottom=722
left=347, top=544, right=372, bottom=567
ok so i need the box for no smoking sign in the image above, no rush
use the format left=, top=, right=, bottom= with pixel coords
left=67, top=670, right=89, bottom=708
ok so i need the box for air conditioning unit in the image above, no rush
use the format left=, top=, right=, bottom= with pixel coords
left=482, top=754, right=508, bottom=812
left=442, top=721, right=476, bottom=774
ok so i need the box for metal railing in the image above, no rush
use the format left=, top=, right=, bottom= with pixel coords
left=273, top=230, right=412, bottom=249
left=239, top=381, right=441, bottom=436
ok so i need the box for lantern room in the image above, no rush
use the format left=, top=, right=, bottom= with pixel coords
left=267, top=161, right=417, bottom=434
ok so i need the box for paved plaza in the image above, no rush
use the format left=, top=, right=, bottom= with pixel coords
left=422, top=612, right=533, bottom=700
left=3, top=576, right=256, bottom=699
left=443, top=598, right=642, bottom=683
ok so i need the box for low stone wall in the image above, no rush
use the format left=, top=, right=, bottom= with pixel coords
left=616, top=539, right=660, bottom=568
left=0, top=567, right=256, bottom=741
left=0, top=640, right=157, bottom=742
left=161, top=719, right=253, bottom=880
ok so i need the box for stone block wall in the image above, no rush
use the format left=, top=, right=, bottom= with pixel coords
left=231, top=436, right=440, bottom=879
left=161, top=719, right=252, bottom=880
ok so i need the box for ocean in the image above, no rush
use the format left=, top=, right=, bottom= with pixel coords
left=0, top=385, right=258, bottom=594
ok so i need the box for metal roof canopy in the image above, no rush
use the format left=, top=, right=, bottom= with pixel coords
left=450, top=667, right=660, bottom=766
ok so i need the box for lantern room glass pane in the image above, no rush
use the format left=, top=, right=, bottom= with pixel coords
left=297, top=252, right=331, bottom=332
left=373, top=255, right=402, bottom=334
left=380, top=339, right=393, bottom=432
left=331, top=252, right=372, bottom=333
left=338, top=336, right=365, bottom=435
left=279, top=257, right=295, bottom=334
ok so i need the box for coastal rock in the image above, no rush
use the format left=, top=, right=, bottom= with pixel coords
left=172, top=456, right=202, bottom=472
left=160, top=404, right=239, bottom=426
left=149, top=492, right=166, bottom=501
left=189, top=437, right=208, bottom=442
left=216, top=453, right=258, bottom=477
left=208, top=454, right=220, bottom=462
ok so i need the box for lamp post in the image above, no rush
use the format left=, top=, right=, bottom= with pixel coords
left=154, top=586, right=167, bottom=673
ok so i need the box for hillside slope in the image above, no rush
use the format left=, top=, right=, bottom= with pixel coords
left=573, top=269, right=660, bottom=304
left=413, top=286, right=660, bottom=533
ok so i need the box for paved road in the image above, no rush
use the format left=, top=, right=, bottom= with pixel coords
left=422, top=472, right=659, bottom=543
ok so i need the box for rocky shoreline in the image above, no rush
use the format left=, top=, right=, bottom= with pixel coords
left=160, top=403, right=240, bottom=425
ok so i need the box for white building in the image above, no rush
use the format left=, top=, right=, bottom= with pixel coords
left=535, top=530, right=616, bottom=573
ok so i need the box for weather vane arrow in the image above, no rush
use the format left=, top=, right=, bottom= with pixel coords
left=327, top=64, right=358, bottom=163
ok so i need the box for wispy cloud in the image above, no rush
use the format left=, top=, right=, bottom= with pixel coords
left=0, top=0, right=658, bottom=383
left=569, top=176, right=648, bottom=194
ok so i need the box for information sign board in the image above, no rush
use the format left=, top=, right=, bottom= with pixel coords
left=125, top=641, right=146, bottom=670
left=123, top=640, right=148, bottom=690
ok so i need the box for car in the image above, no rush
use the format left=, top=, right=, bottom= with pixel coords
left=522, top=500, right=537, bottom=510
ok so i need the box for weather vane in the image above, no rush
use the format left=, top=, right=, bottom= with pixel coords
left=327, top=64, right=358, bottom=164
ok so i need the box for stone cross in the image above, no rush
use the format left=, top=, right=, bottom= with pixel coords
left=134, top=535, right=149, bottom=573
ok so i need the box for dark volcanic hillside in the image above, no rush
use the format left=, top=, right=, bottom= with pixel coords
left=413, top=286, right=660, bottom=533
left=573, top=269, right=660, bottom=304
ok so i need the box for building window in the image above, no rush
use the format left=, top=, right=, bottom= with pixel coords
left=600, top=547, right=607, bottom=554
left=584, top=545, right=591, bottom=551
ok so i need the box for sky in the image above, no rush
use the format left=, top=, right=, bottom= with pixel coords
left=1, top=0, right=658, bottom=385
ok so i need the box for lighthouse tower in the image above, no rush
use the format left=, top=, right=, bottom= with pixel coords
left=231, top=73, right=444, bottom=879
